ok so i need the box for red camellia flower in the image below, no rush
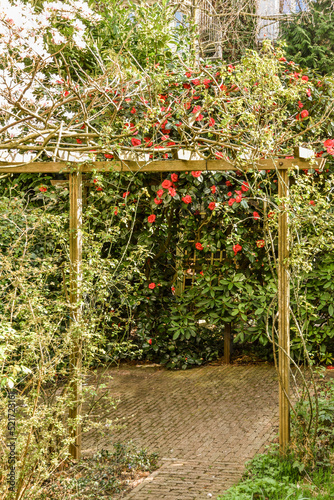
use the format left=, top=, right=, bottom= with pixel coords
left=104, top=153, right=114, bottom=159
left=208, top=202, right=216, bottom=211
left=256, top=240, right=265, bottom=248
left=154, top=198, right=162, bottom=205
left=148, top=339, right=152, bottom=344
left=191, top=171, right=201, bottom=178
left=300, top=110, right=309, bottom=119
left=233, top=244, right=242, bottom=255
left=162, top=179, right=172, bottom=189
left=235, top=195, right=242, bottom=203
left=123, top=191, right=130, bottom=198
left=171, top=173, right=178, bottom=182
left=195, top=242, right=204, bottom=250
left=168, top=187, right=177, bottom=197
left=241, top=182, right=249, bottom=192
left=131, top=137, right=141, bottom=147
left=182, top=195, right=192, bottom=204
left=226, top=180, right=232, bottom=187
left=148, top=283, right=156, bottom=289
left=211, top=185, right=216, bottom=194
left=253, top=211, right=260, bottom=220
left=228, top=198, right=236, bottom=206
left=39, top=186, right=47, bottom=193
left=148, top=214, right=156, bottom=223
left=157, top=189, right=164, bottom=198
left=309, top=200, right=315, bottom=206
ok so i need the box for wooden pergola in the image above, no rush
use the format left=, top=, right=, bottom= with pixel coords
left=0, top=155, right=325, bottom=459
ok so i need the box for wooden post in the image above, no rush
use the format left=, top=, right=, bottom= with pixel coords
left=224, top=323, right=232, bottom=364
left=69, top=170, right=83, bottom=460
left=278, top=168, right=290, bottom=454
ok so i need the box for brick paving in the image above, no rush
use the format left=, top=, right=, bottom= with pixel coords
left=83, top=363, right=279, bottom=499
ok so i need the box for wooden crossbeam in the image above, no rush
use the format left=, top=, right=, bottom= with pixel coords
left=0, top=157, right=326, bottom=173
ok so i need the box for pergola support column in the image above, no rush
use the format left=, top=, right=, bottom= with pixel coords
left=69, top=170, right=83, bottom=460
left=278, top=168, right=290, bottom=454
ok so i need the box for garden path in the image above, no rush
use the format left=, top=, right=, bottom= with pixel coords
left=84, top=363, right=279, bottom=499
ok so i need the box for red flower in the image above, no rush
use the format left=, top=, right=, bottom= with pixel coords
left=195, top=114, right=204, bottom=121
left=324, top=139, right=334, bottom=148
left=123, top=191, right=130, bottom=198
left=125, top=98, right=131, bottom=102
left=253, top=211, right=260, bottom=220
left=235, top=195, right=242, bottom=203
left=39, top=186, right=47, bottom=193
left=76, top=138, right=82, bottom=144
left=228, top=198, right=236, bottom=206
left=191, top=78, right=200, bottom=86
left=130, top=107, right=136, bottom=114
left=167, top=141, right=176, bottom=147
left=148, top=339, right=152, bottom=344
left=185, top=72, right=192, bottom=78
left=306, top=89, right=311, bottom=97
left=211, top=185, right=216, bottom=194
left=226, top=180, right=232, bottom=187
left=114, top=207, right=118, bottom=215
left=208, top=117, right=215, bottom=127
left=241, top=182, right=249, bottom=192
left=279, top=57, right=287, bottom=62
left=300, top=110, right=309, bottom=119
left=157, top=189, right=164, bottom=198
left=309, top=200, right=315, bottom=206
left=195, top=242, right=204, bottom=250
left=182, top=195, right=192, bottom=204
left=64, top=90, right=70, bottom=97
left=171, top=286, right=176, bottom=293
left=183, top=83, right=191, bottom=89
left=162, top=179, right=172, bottom=189
left=148, top=214, right=156, bottom=223
left=301, top=75, right=309, bottom=82
left=144, top=137, right=153, bottom=147
left=191, top=171, right=201, bottom=178
left=199, top=271, right=204, bottom=275
left=215, top=152, right=224, bottom=159
left=298, top=101, right=303, bottom=109
left=104, top=153, right=113, bottom=159
left=233, top=244, right=242, bottom=255
left=256, top=240, right=265, bottom=248
left=168, top=187, right=177, bottom=197
left=235, top=190, right=242, bottom=195
left=227, top=191, right=232, bottom=197
left=171, top=173, right=178, bottom=182
left=208, top=202, right=216, bottom=211
left=227, top=64, right=234, bottom=72
left=96, top=186, right=103, bottom=191
left=192, top=105, right=202, bottom=114
left=148, top=283, right=156, bottom=289
left=131, top=137, right=141, bottom=147
left=154, top=198, right=162, bottom=205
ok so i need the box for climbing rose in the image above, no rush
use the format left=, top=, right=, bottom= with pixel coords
left=162, top=179, right=172, bottom=189
left=195, top=242, right=204, bottom=250
left=233, top=244, right=242, bottom=255
left=228, top=198, right=236, bottom=206
left=147, top=214, right=156, bottom=223
left=171, top=173, right=178, bottom=182
left=182, top=195, right=192, bottom=204
left=191, top=171, right=201, bottom=178
left=123, top=191, right=130, bottom=198
left=168, top=188, right=177, bottom=197
left=208, top=202, right=216, bottom=211
left=154, top=198, right=162, bottom=205
left=256, top=240, right=265, bottom=248
left=39, top=186, right=47, bottom=192
left=300, top=110, right=309, bottom=119
left=148, top=339, right=152, bottom=344
left=211, top=185, right=216, bottom=194
left=131, top=137, right=141, bottom=147
left=253, top=211, right=260, bottom=220
left=148, top=283, right=156, bottom=289
left=157, top=189, right=164, bottom=198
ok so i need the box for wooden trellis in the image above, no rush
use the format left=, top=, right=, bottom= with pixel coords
left=0, top=156, right=325, bottom=459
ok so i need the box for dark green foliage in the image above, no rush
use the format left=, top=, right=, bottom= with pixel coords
left=281, top=0, right=334, bottom=75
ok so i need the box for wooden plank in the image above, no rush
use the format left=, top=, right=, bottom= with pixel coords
left=69, top=170, right=83, bottom=460
left=278, top=168, right=290, bottom=454
left=224, top=323, right=232, bottom=364
left=0, top=157, right=326, bottom=173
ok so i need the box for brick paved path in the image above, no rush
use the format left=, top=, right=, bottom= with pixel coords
left=84, top=364, right=279, bottom=499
